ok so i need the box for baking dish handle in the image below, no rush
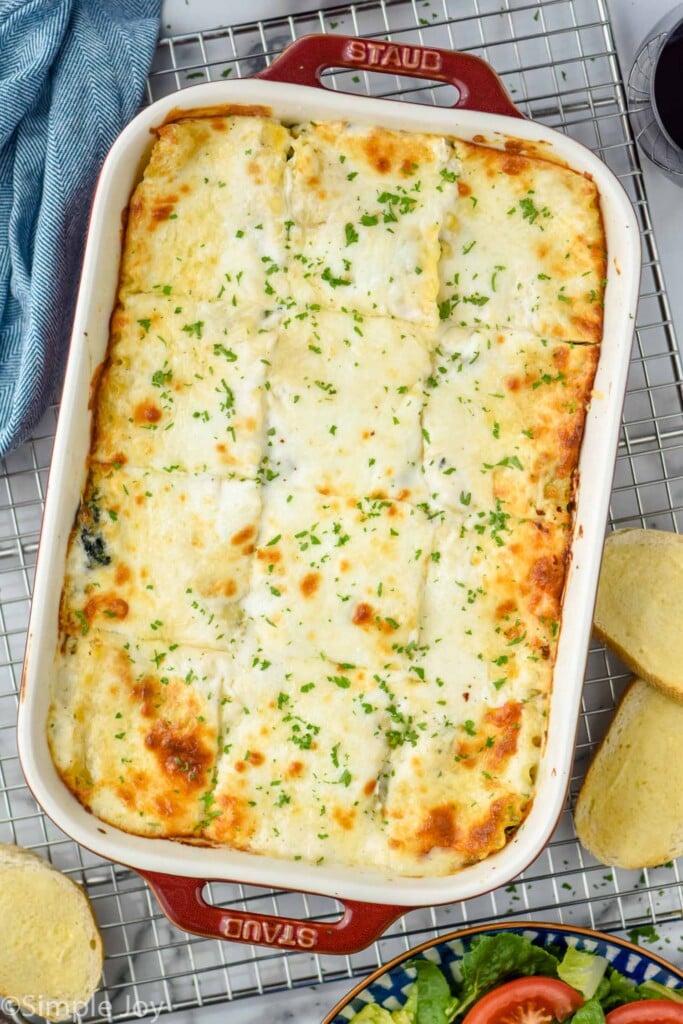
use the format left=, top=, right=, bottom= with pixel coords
left=140, top=870, right=408, bottom=953
left=256, top=33, right=522, bottom=119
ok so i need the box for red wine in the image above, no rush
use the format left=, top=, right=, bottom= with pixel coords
left=653, top=25, right=683, bottom=150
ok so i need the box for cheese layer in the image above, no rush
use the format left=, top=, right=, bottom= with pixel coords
left=50, top=114, right=604, bottom=877
left=438, top=139, right=605, bottom=341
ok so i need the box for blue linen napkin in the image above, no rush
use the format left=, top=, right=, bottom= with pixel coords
left=0, top=0, right=161, bottom=459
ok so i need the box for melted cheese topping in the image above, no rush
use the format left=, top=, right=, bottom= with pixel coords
left=120, top=116, right=290, bottom=307
left=437, top=140, right=606, bottom=341
left=423, top=327, right=599, bottom=522
left=93, top=297, right=278, bottom=479
left=282, top=122, right=459, bottom=324
left=266, top=308, right=431, bottom=500
left=49, top=114, right=605, bottom=877
left=50, top=633, right=225, bottom=836
left=62, top=465, right=260, bottom=648
left=241, top=484, right=432, bottom=668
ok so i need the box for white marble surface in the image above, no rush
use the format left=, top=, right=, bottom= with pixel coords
left=148, top=2, right=683, bottom=1024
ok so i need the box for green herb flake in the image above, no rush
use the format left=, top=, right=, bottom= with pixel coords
left=182, top=320, right=204, bottom=339
left=345, top=222, right=359, bottom=246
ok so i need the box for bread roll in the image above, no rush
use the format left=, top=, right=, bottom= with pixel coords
left=0, top=844, right=103, bottom=1021
left=593, top=528, right=683, bottom=702
left=574, top=679, right=683, bottom=867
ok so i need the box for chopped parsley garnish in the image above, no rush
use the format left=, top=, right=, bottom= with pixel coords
left=181, top=320, right=204, bottom=339
left=321, top=266, right=352, bottom=288
left=344, top=222, right=359, bottom=246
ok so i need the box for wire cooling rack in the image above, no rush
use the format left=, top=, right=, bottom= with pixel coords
left=1, top=0, right=682, bottom=1020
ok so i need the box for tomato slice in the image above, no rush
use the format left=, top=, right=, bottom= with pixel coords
left=605, top=1001, right=683, bottom=1024
left=462, top=977, right=584, bottom=1024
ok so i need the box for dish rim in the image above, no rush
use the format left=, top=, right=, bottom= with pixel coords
left=17, top=61, right=641, bottom=916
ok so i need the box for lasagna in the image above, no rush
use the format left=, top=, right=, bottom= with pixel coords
left=48, top=113, right=605, bottom=876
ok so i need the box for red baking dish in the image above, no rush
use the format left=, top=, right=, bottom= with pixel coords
left=18, top=34, right=641, bottom=953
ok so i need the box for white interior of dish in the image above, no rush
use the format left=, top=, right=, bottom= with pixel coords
left=18, top=80, right=641, bottom=907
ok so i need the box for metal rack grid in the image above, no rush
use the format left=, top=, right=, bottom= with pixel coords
left=1, top=0, right=682, bottom=1020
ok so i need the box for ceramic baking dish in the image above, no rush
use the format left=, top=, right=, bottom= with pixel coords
left=18, top=35, right=640, bottom=954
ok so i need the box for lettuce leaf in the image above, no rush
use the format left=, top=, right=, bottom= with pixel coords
left=558, top=947, right=608, bottom=999
left=406, top=960, right=453, bottom=1024
left=638, top=981, right=683, bottom=1003
left=350, top=1004, right=395, bottom=1023
left=454, top=934, right=559, bottom=1017
left=569, top=998, right=606, bottom=1023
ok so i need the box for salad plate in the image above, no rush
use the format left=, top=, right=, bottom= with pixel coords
left=323, top=922, right=683, bottom=1023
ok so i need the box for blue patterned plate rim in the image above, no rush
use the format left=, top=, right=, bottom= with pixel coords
left=322, top=921, right=683, bottom=1024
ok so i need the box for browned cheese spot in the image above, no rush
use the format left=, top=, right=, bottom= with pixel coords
left=114, top=783, right=137, bottom=808
left=247, top=159, right=263, bottom=184
left=132, top=677, right=157, bottom=717
left=502, top=155, right=529, bottom=175
left=257, top=547, right=281, bottom=563
left=134, top=402, right=162, bottom=424
left=300, top=572, right=321, bottom=598
left=352, top=602, right=373, bottom=626
left=209, top=793, right=251, bottom=844
left=145, top=722, right=212, bottom=789
left=84, top=594, right=129, bottom=622
left=495, top=598, right=517, bottom=620
left=570, top=314, right=602, bottom=341
left=528, top=553, right=565, bottom=604
left=416, top=804, right=459, bottom=855
left=110, top=306, right=130, bottom=335
left=151, top=195, right=178, bottom=223
left=235, top=750, right=264, bottom=772
left=361, top=131, right=398, bottom=175
left=453, top=705, right=521, bottom=772
left=154, top=795, right=176, bottom=819
left=115, top=564, right=131, bottom=585
left=231, top=524, right=256, bottom=546
left=553, top=347, right=570, bottom=372
left=557, top=421, right=585, bottom=478
left=462, top=796, right=512, bottom=862
left=483, top=701, right=523, bottom=769
left=332, top=807, right=356, bottom=830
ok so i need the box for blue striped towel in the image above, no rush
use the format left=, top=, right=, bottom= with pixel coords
left=0, top=0, right=160, bottom=459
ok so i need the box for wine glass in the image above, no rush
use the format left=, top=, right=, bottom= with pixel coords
left=627, top=4, right=683, bottom=181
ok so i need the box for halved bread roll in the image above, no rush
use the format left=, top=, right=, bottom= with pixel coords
left=0, top=844, right=103, bottom=1021
left=593, top=528, right=683, bottom=702
left=574, top=679, right=683, bottom=867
